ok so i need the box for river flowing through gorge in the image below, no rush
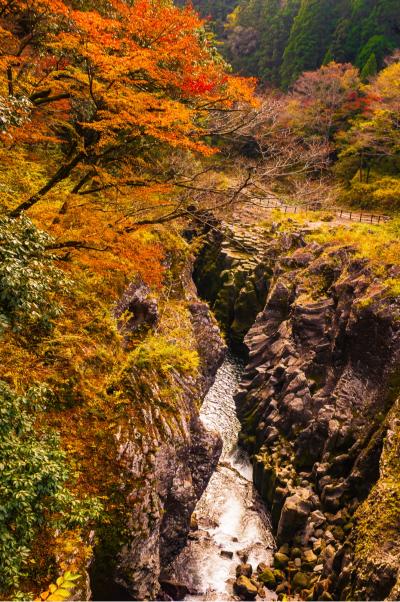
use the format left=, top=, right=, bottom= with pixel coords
left=164, top=353, right=275, bottom=600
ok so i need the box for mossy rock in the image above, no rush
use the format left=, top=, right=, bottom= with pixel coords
left=273, top=569, right=285, bottom=583
left=292, top=572, right=310, bottom=591
left=273, top=552, right=289, bottom=569
left=343, top=522, right=353, bottom=533
left=236, top=563, right=253, bottom=578
left=234, top=576, right=258, bottom=600
left=332, top=526, right=345, bottom=541
left=258, top=568, right=276, bottom=588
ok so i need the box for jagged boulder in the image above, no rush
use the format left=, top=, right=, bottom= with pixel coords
left=277, top=489, right=313, bottom=545
left=258, top=567, right=276, bottom=588
left=115, top=278, right=158, bottom=335
left=236, top=563, right=253, bottom=578
left=234, top=576, right=258, bottom=600
left=159, top=579, right=189, bottom=601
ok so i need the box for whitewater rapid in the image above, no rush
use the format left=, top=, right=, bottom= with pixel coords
left=167, top=354, right=275, bottom=600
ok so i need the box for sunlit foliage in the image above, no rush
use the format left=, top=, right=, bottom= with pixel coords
left=0, top=382, right=100, bottom=593
left=0, top=0, right=256, bottom=222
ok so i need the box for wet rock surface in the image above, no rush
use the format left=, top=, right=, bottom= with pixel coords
left=163, top=355, right=274, bottom=601
left=91, top=259, right=226, bottom=600
left=193, top=226, right=272, bottom=349
left=194, top=219, right=400, bottom=601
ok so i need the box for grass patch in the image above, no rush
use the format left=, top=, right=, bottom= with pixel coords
left=129, top=334, right=199, bottom=375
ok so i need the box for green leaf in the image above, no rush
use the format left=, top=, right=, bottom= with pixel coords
left=53, top=589, right=72, bottom=598
left=64, top=572, right=81, bottom=582
left=60, top=582, right=77, bottom=590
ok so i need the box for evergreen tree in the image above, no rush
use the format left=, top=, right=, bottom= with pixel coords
left=225, top=0, right=300, bottom=83
left=218, top=0, right=400, bottom=87
left=361, top=52, right=378, bottom=80
left=176, top=0, right=238, bottom=35
left=280, top=0, right=344, bottom=88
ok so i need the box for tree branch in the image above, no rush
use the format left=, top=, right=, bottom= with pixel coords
left=31, top=93, right=71, bottom=106
left=9, top=151, right=85, bottom=218
left=7, top=66, right=13, bottom=96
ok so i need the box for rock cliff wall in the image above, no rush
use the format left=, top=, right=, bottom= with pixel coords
left=90, top=256, right=226, bottom=600
left=194, top=219, right=400, bottom=600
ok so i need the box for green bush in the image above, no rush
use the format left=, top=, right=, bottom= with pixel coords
left=0, top=215, right=69, bottom=337
left=337, top=177, right=400, bottom=211
left=0, top=381, right=101, bottom=594
left=130, top=335, right=199, bottom=375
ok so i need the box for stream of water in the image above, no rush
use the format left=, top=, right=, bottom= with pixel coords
left=167, top=353, right=275, bottom=600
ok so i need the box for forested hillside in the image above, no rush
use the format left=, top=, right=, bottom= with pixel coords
left=0, top=1, right=255, bottom=598
left=186, top=0, right=400, bottom=87
left=175, top=0, right=237, bottom=33
left=2, top=0, right=400, bottom=600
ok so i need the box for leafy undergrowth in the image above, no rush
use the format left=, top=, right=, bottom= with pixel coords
left=352, top=397, right=400, bottom=596
left=307, top=218, right=400, bottom=301
left=267, top=211, right=400, bottom=303
left=35, top=571, right=81, bottom=602
left=0, top=211, right=199, bottom=600
left=308, top=218, right=400, bottom=266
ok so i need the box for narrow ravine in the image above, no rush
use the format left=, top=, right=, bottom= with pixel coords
left=164, top=353, right=275, bottom=600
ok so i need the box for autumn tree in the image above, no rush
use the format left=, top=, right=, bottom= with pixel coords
left=0, top=0, right=255, bottom=229
left=195, top=91, right=331, bottom=210
left=335, top=61, right=400, bottom=208
left=286, top=62, right=364, bottom=143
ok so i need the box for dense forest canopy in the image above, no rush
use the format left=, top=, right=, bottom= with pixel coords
left=186, top=0, right=400, bottom=87
left=175, top=0, right=238, bottom=33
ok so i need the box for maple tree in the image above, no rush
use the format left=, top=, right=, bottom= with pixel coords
left=286, top=62, right=365, bottom=142
left=0, top=0, right=255, bottom=227
left=335, top=59, right=400, bottom=206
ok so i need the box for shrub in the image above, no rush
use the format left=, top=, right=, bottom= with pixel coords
left=37, top=571, right=81, bottom=602
left=337, top=177, right=400, bottom=212
left=130, top=335, right=199, bottom=375
left=0, top=381, right=101, bottom=595
left=0, top=215, right=69, bottom=337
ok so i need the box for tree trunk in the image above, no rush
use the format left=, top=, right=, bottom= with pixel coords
left=9, top=152, right=85, bottom=218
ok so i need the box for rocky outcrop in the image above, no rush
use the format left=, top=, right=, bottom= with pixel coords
left=237, top=229, right=400, bottom=600
left=90, top=258, right=226, bottom=600
left=114, top=277, right=159, bottom=336
left=195, top=219, right=400, bottom=600
left=194, top=224, right=273, bottom=348
left=349, top=396, right=400, bottom=600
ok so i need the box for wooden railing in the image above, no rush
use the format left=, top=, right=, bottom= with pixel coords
left=254, top=197, right=390, bottom=225
left=336, top=209, right=390, bottom=224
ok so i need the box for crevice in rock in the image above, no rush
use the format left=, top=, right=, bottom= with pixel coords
left=191, top=217, right=400, bottom=601
left=88, top=257, right=227, bottom=601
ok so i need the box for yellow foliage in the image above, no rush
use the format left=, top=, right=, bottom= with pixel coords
left=36, top=571, right=81, bottom=602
